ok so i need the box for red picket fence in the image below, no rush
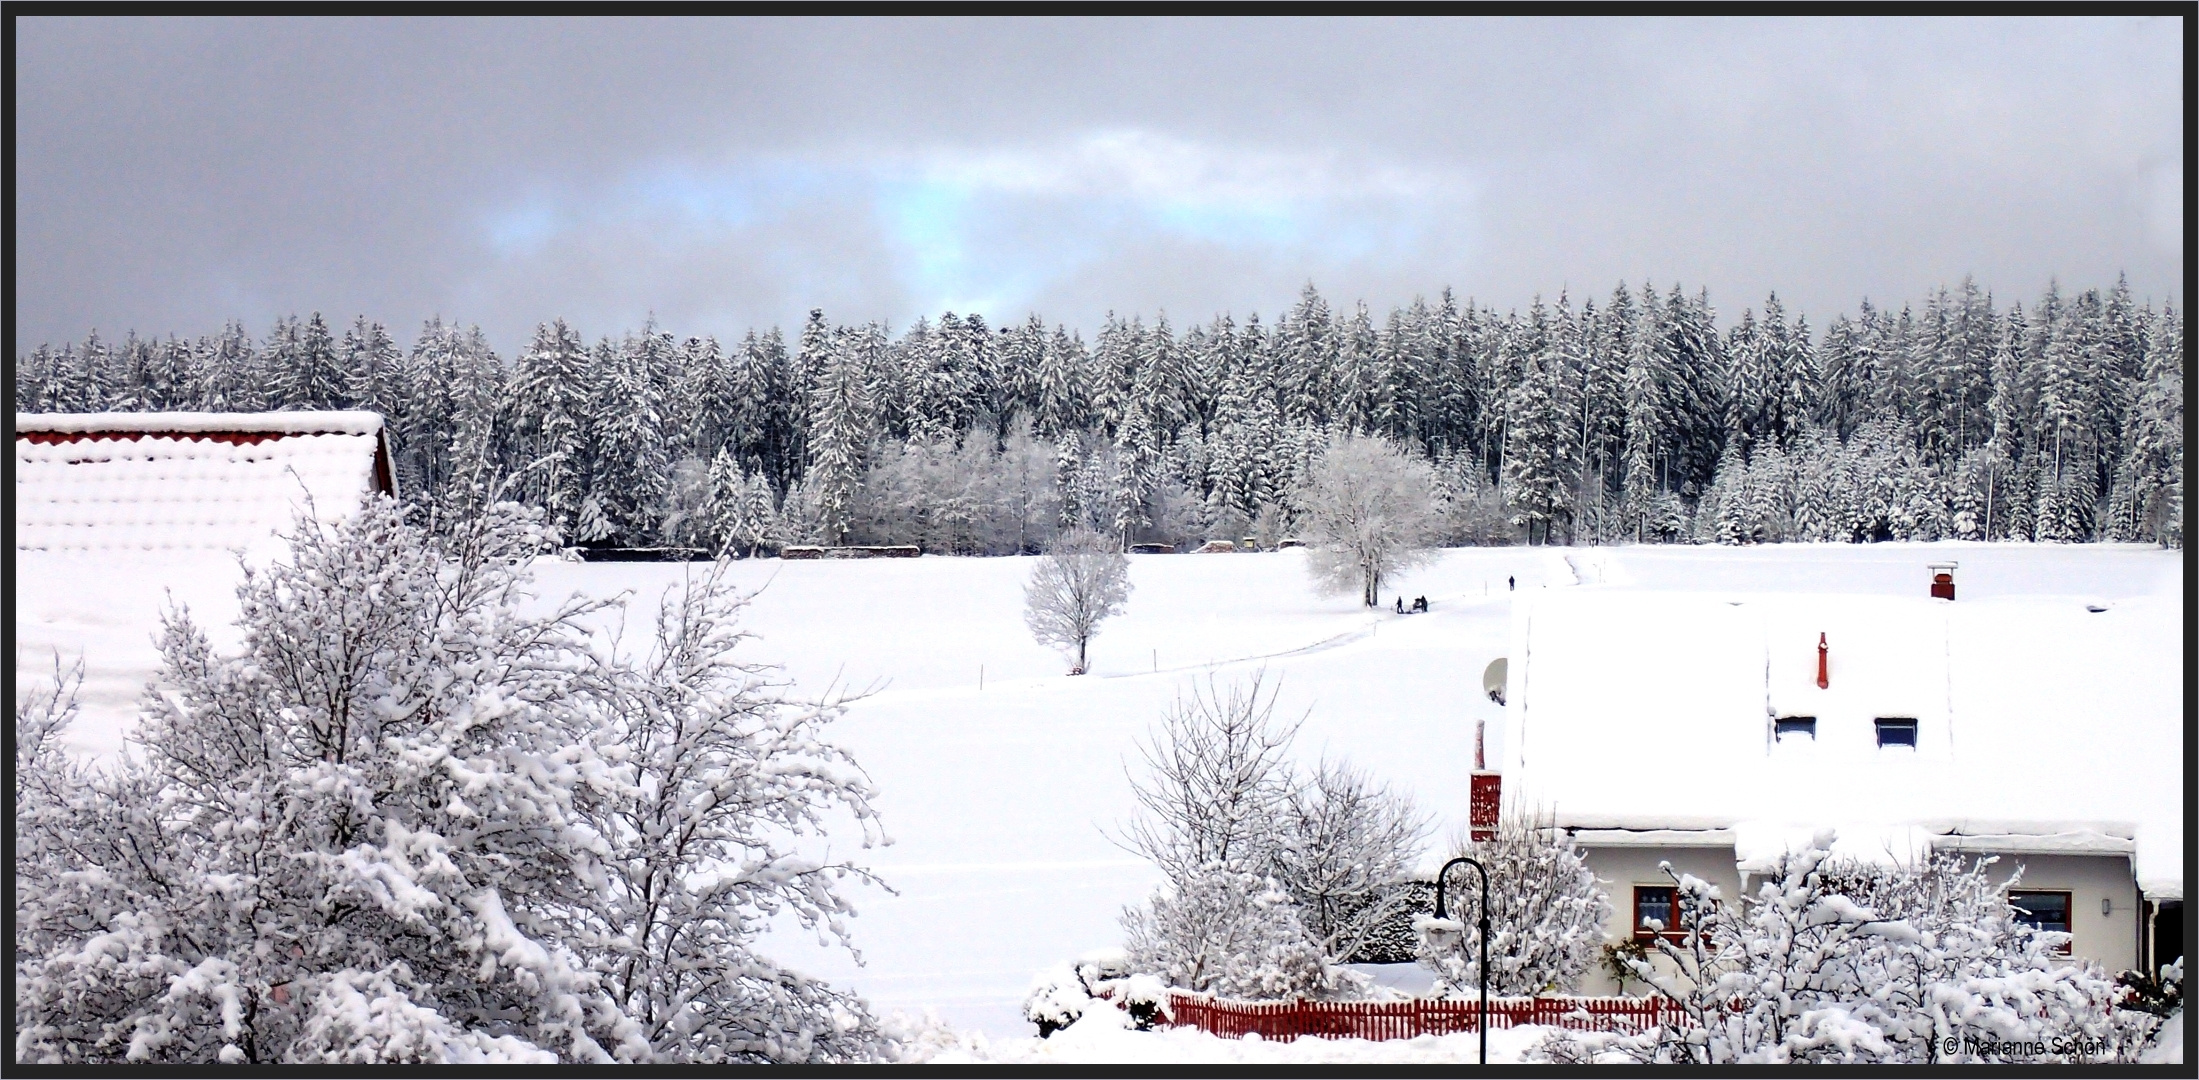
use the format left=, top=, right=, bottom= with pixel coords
left=1163, top=993, right=1674, bottom=1042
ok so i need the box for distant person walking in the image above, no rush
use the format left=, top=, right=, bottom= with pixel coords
left=1508, top=575, right=1515, bottom=591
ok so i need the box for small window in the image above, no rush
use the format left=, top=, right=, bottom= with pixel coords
left=2010, top=890, right=2074, bottom=955
left=1875, top=718, right=1918, bottom=748
left=1634, top=885, right=1683, bottom=940
left=1775, top=716, right=1817, bottom=742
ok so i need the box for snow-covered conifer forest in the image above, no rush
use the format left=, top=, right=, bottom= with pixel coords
left=14, top=276, right=2183, bottom=553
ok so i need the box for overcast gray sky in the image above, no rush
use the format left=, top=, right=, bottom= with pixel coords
left=14, top=15, right=2185, bottom=353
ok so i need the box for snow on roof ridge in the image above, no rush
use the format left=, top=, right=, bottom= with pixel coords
left=16, top=410, right=385, bottom=435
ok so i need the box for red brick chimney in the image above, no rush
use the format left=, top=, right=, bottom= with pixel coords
left=1471, top=720, right=1500, bottom=841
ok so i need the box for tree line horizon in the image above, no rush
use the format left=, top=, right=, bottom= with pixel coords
left=11, top=275, right=2185, bottom=552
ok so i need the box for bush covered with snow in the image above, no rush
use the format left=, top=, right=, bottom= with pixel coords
left=1123, top=868, right=1335, bottom=1001
left=1022, top=965, right=1093, bottom=1038
left=13, top=496, right=893, bottom=1064
left=1530, top=836, right=2167, bottom=1064
left=1414, top=809, right=1610, bottom=997
left=1113, top=672, right=1427, bottom=1001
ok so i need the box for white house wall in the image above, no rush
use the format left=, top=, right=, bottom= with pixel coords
left=1571, top=844, right=2138, bottom=994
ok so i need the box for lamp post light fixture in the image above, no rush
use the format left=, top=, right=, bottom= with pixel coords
left=1434, top=855, right=1492, bottom=1065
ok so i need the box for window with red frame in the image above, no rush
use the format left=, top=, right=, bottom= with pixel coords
left=1634, top=885, right=1687, bottom=940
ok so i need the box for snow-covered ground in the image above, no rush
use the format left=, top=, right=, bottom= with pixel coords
left=896, top=1004, right=1563, bottom=1064
left=526, top=546, right=1561, bottom=1037
left=17, top=540, right=2181, bottom=1041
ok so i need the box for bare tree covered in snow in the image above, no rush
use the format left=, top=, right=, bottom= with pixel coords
left=1118, top=673, right=1301, bottom=884
left=1022, top=527, right=1132, bottom=674
left=1115, top=673, right=1427, bottom=997
left=1293, top=433, right=1442, bottom=607
left=1270, top=759, right=1432, bottom=965
left=1414, top=808, right=1610, bottom=997
left=1534, top=837, right=2165, bottom=1064
left=13, top=497, right=893, bottom=1064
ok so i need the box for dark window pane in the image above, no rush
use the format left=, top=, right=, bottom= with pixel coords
left=1876, top=718, right=1918, bottom=747
left=1776, top=716, right=1816, bottom=740
left=2010, top=890, right=2071, bottom=934
left=1636, top=886, right=1676, bottom=933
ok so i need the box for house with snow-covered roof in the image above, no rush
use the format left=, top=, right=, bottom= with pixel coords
left=1497, top=582, right=2183, bottom=993
left=15, top=410, right=395, bottom=555
left=15, top=411, right=397, bottom=757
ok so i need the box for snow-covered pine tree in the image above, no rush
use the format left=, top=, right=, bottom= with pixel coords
left=1280, top=285, right=1338, bottom=429
left=343, top=316, right=404, bottom=426
left=1136, top=312, right=1188, bottom=443
left=273, top=312, right=350, bottom=411
left=1003, top=314, right=1050, bottom=436
left=806, top=323, right=873, bottom=545
left=2032, top=296, right=2100, bottom=542
left=150, top=335, right=201, bottom=410
left=1330, top=302, right=1378, bottom=435
left=2109, top=306, right=2183, bottom=546
left=505, top=319, right=595, bottom=540
left=1700, top=445, right=1752, bottom=544
left=1109, top=410, right=1160, bottom=547
left=699, top=447, right=746, bottom=554
left=1032, top=324, right=1089, bottom=441
left=1618, top=324, right=1663, bottom=543
left=1502, top=313, right=1575, bottom=545
left=585, top=326, right=674, bottom=545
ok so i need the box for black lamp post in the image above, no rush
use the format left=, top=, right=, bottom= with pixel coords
left=1434, top=855, right=1491, bottom=1065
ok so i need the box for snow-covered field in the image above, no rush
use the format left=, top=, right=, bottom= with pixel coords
left=897, top=1005, right=1564, bottom=1064
left=16, top=540, right=2181, bottom=1041
left=527, top=546, right=1563, bottom=1038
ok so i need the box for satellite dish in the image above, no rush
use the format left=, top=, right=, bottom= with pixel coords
left=1483, top=657, right=1508, bottom=705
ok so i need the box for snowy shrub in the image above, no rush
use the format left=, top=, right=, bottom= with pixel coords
left=1023, top=527, right=1133, bottom=673
left=1023, top=965, right=1092, bottom=1038
left=1120, top=974, right=1174, bottom=1031
left=1115, top=673, right=1425, bottom=994
left=13, top=497, right=892, bottom=1064
left=1077, top=947, right=1133, bottom=985
left=1413, top=809, right=1609, bottom=997
left=1025, top=950, right=1171, bottom=1037
left=1293, top=433, right=1442, bottom=606
left=2117, top=957, right=2184, bottom=1019
left=1531, top=837, right=2164, bottom=1064
left=1339, top=881, right=1434, bottom=964
left=1268, top=759, right=1431, bottom=963
left=1123, top=868, right=1333, bottom=1001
